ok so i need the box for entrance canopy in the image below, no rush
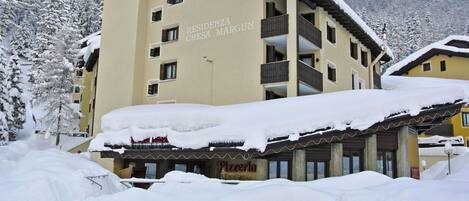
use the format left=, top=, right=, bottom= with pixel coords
left=90, top=83, right=467, bottom=155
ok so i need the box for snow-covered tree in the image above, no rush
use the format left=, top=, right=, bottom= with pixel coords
left=0, top=42, right=11, bottom=143
left=6, top=54, right=26, bottom=134
left=33, top=27, right=80, bottom=145
left=0, top=0, right=17, bottom=39
left=10, top=19, right=34, bottom=58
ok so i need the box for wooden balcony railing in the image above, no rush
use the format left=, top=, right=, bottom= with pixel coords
left=261, top=14, right=289, bottom=38
left=261, top=60, right=289, bottom=84
left=298, top=16, right=322, bottom=49
left=297, top=61, right=323, bottom=92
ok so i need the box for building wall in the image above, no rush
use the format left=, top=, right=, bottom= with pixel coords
left=79, top=67, right=97, bottom=133
left=404, top=55, right=469, bottom=145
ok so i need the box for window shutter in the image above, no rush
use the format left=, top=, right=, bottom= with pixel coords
left=160, top=64, right=166, bottom=80
left=266, top=2, right=276, bottom=18
left=266, top=45, right=276, bottom=63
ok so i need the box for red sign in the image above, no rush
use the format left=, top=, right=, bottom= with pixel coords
left=218, top=161, right=256, bottom=173
left=131, top=137, right=169, bottom=144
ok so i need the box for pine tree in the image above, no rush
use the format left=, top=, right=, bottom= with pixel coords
left=0, top=0, right=17, bottom=39
left=6, top=54, right=26, bottom=135
left=10, top=19, right=34, bottom=59
left=0, top=41, right=11, bottom=143
left=33, top=27, right=80, bottom=145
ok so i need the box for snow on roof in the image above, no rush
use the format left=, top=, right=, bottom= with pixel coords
left=78, top=31, right=101, bottom=62
left=382, top=76, right=469, bottom=103
left=331, top=0, right=393, bottom=58
left=89, top=87, right=465, bottom=152
left=384, top=35, right=469, bottom=75
left=418, top=136, right=465, bottom=146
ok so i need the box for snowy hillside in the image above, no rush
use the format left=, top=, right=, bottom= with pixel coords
left=345, top=0, right=469, bottom=67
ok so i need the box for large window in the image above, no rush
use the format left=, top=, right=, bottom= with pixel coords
left=306, top=161, right=328, bottom=181
left=162, top=27, right=179, bottom=42
left=145, top=163, right=157, bottom=179
left=327, top=23, right=336, bottom=44
left=328, top=63, right=336, bottom=82
left=160, top=62, right=177, bottom=80
left=269, top=160, right=290, bottom=179
left=462, top=112, right=469, bottom=127
left=377, top=151, right=396, bottom=178
left=343, top=150, right=363, bottom=175
left=350, top=40, right=358, bottom=59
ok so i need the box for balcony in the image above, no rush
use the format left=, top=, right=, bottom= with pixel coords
left=298, top=16, right=322, bottom=52
left=297, top=61, right=323, bottom=93
left=261, top=60, right=289, bottom=84
left=373, top=71, right=381, bottom=89
left=261, top=14, right=289, bottom=38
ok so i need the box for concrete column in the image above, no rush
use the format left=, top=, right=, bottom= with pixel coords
left=292, top=150, right=306, bottom=181
left=330, top=143, right=343, bottom=177
left=397, top=126, right=411, bottom=177
left=364, top=134, right=377, bottom=171
left=286, top=0, right=298, bottom=97
left=256, top=159, right=269, bottom=180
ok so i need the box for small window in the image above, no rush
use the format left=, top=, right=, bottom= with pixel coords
left=167, top=0, right=183, bottom=5
left=147, top=82, right=159, bottom=96
left=350, top=40, right=358, bottom=59
left=150, top=46, right=160, bottom=58
left=160, top=62, right=177, bottom=80
left=462, top=112, right=469, bottom=127
left=162, top=27, right=179, bottom=42
left=361, top=50, right=368, bottom=67
left=152, top=10, right=162, bottom=22
left=440, top=60, right=446, bottom=72
left=422, top=62, right=431, bottom=72
left=328, top=63, right=336, bottom=82
left=327, top=23, right=336, bottom=44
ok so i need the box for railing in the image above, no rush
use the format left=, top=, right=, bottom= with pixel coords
left=298, top=16, right=322, bottom=49
left=85, top=174, right=109, bottom=190
left=261, top=60, right=289, bottom=84
left=373, top=71, right=381, bottom=89
left=425, top=124, right=454, bottom=137
left=297, top=61, right=323, bottom=92
left=261, top=14, right=289, bottom=38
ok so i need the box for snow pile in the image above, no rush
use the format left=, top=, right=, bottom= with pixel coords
left=384, top=35, right=469, bottom=75
left=85, top=171, right=469, bottom=201
left=0, top=137, right=124, bottom=201
left=421, top=148, right=469, bottom=180
left=79, top=31, right=101, bottom=62
left=382, top=76, right=469, bottom=103
left=332, top=0, right=393, bottom=58
left=90, top=87, right=464, bottom=152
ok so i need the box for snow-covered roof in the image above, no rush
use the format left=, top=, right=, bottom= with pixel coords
left=384, top=35, right=469, bottom=76
left=78, top=31, right=101, bottom=63
left=89, top=86, right=465, bottom=152
left=382, top=76, right=469, bottom=103
left=330, top=0, right=394, bottom=59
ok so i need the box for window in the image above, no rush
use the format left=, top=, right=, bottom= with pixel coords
left=175, top=164, right=187, bottom=172
left=167, top=0, right=183, bottom=5
left=327, top=23, right=336, bottom=44
left=147, top=82, right=159, bottom=96
left=73, top=100, right=80, bottom=104
left=162, top=27, right=179, bottom=42
left=422, top=62, right=431, bottom=71
left=160, top=62, right=177, bottom=80
left=306, top=161, right=328, bottom=181
left=440, top=60, right=446, bottom=72
left=343, top=150, right=363, bottom=175
left=327, top=63, right=336, bottom=82
left=462, top=112, right=469, bottom=127
left=74, top=86, right=80, bottom=93
left=299, top=54, right=314, bottom=67
left=152, top=10, right=162, bottom=22
left=269, top=160, right=289, bottom=179
left=150, top=46, right=160, bottom=58
left=350, top=40, right=358, bottom=59
left=352, top=71, right=358, bottom=90
left=145, top=163, right=157, bottom=179
left=377, top=151, right=396, bottom=178
left=361, top=50, right=368, bottom=67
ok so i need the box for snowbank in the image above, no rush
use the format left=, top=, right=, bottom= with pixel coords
left=384, top=35, right=469, bottom=75
left=422, top=148, right=469, bottom=180
left=0, top=137, right=124, bottom=201
left=90, top=87, right=464, bottom=152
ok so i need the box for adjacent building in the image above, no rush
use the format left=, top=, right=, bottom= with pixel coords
left=385, top=35, right=469, bottom=146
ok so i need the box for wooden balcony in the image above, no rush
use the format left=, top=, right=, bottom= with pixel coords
left=298, top=16, right=322, bottom=49
left=297, top=61, right=323, bottom=92
left=261, top=60, right=289, bottom=84
left=261, top=14, right=289, bottom=38
left=373, top=71, right=381, bottom=89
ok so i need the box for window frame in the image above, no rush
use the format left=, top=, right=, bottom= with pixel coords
left=151, top=7, right=163, bottom=22
left=161, top=62, right=177, bottom=80
left=147, top=80, right=159, bottom=97
left=149, top=44, right=161, bottom=59
left=422, top=62, right=431, bottom=72
left=361, top=49, right=368, bottom=67
left=377, top=150, right=397, bottom=178
left=268, top=160, right=291, bottom=179
left=350, top=40, right=358, bottom=60
left=327, top=62, right=337, bottom=83
left=440, top=60, right=447, bottom=72
left=167, top=0, right=184, bottom=6
left=162, top=26, right=179, bottom=43
left=342, top=149, right=364, bottom=175
left=305, top=160, right=329, bottom=181
left=326, top=22, right=336, bottom=45
left=462, top=112, right=469, bottom=127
